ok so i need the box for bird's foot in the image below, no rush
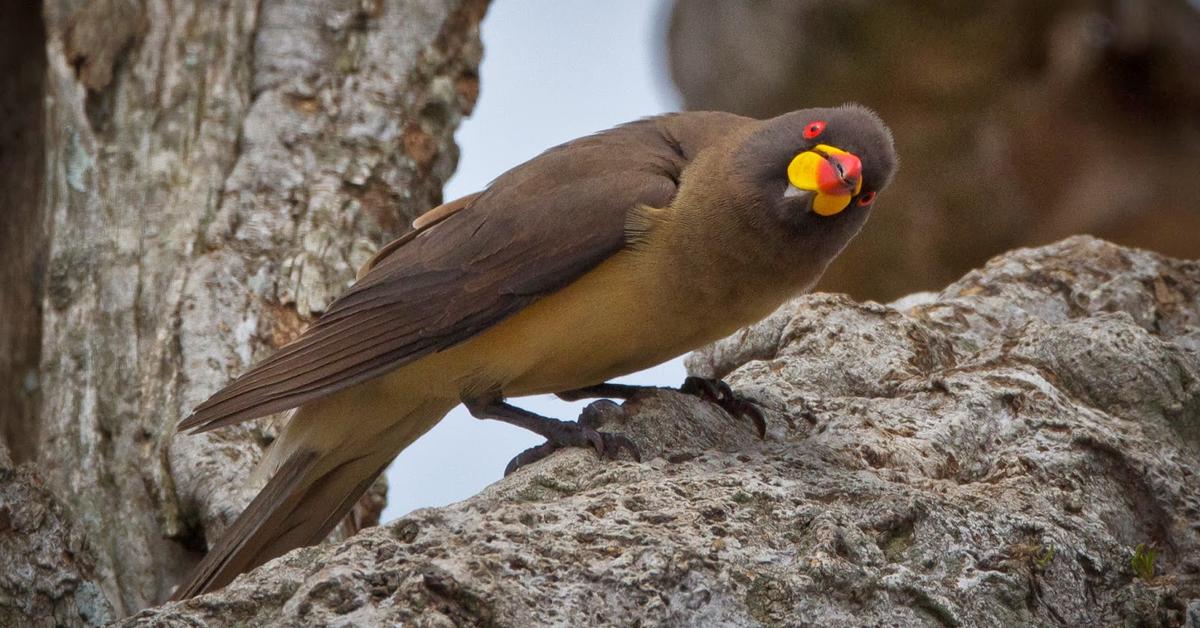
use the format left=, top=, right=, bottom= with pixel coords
left=463, top=395, right=641, bottom=476
left=556, top=377, right=767, bottom=438
left=679, top=376, right=767, bottom=438
left=504, top=400, right=641, bottom=475
left=555, top=382, right=649, bottom=402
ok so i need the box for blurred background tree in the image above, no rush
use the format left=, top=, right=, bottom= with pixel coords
left=667, top=0, right=1200, bottom=300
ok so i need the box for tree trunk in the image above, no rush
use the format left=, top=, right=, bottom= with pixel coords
left=0, top=0, right=47, bottom=466
left=8, top=0, right=485, bottom=616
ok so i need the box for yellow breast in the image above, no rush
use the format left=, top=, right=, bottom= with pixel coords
left=434, top=244, right=786, bottom=398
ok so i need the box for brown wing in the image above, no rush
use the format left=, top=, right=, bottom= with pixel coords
left=353, top=192, right=481, bottom=282
left=179, top=114, right=732, bottom=432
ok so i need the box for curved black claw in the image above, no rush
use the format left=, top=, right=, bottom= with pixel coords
left=504, top=442, right=560, bottom=476
left=504, top=400, right=642, bottom=476
left=680, top=376, right=767, bottom=438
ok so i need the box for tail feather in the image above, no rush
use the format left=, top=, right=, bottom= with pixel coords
left=250, top=454, right=390, bottom=567
left=172, top=448, right=323, bottom=600
left=173, top=385, right=456, bottom=600
left=173, top=448, right=392, bottom=600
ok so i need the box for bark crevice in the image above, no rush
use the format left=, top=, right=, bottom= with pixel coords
left=0, top=0, right=47, bottom=463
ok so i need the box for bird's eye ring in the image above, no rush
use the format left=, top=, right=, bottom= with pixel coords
left=803, top=121, right=826, bottom=139
left=858, top=191, right=877, bottom=206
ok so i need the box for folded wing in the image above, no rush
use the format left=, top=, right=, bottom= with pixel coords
left=179, top=115, right=712, bottom=432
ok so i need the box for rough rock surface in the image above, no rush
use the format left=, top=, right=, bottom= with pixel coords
left=123, top=237, right=1200, bottom=626
left=0, top=446, right=112, bottom=627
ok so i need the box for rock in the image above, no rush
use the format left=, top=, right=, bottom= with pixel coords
left=122, top=237, right=1200, bottom=626
left=0, top=446, right=113, bottom=627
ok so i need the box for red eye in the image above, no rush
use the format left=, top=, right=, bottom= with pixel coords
left=857, top=191, right=877, bottom=206
left=803, top=120, right=826, bottom=139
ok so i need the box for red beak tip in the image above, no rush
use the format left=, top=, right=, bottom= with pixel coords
left=816, top=153, right=863, bottom=194
left=841, top=154, right=863, bottom=181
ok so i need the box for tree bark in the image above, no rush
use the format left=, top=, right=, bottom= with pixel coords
left=0, top=0, right=47, bottom=465
left=24, top=0, right=485, bottom=615
left=0, top=447, right=113, bottom=627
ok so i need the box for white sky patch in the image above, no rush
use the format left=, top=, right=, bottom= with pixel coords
left=383, top=0, right=681, bottom=521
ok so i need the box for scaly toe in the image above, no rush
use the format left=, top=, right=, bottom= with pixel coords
left=680, top=376, right=768, bottom=438
left=728, top=399, right=767, bottom=438
left=600, top=432, right=642, bottom=463
left=504, top=405, right=642, bottom=475
left=504, top=441, right=562, bottom=476
left=579, top=399, right=625, bottom=428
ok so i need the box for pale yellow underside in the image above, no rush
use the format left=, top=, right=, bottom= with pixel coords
left=268, top=232, right=793, bottom=477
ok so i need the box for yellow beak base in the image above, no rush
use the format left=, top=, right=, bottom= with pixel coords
left=786, top=151, right=826, bottom=191
left=786, top=144, right=862, bottom=217
left=812, top=193, right=852, bottom=217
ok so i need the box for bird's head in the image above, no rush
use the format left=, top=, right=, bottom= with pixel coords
left=735, top=104, right=897, bottom=235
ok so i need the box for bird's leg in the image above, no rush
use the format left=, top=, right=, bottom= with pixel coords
left=555, top=382, right=648, bottom=401
left=462, top=394, right=641, bottom=476
left=558, top=377, right=767, bottom=438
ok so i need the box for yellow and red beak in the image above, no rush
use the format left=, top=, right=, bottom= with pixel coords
left=786, top=144, right=863, bottom=216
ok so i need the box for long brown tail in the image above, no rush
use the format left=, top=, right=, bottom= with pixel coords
left=171, top=445, right=387, bottom=600
left=173, top=389, right=455, bottom=600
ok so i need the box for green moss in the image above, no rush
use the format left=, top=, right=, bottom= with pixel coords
left=513, top=475, right=581, bottom=502
left=1130, top=544, right=1157, bottom=582
left=881, top=519, right=916, bottom=562
left=744, top=574, right=791, bottom=623
left=1033, top=545, right=1054, bottom=572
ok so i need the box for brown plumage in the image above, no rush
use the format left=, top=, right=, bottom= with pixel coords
left=173, top=105, right=897, bottom=599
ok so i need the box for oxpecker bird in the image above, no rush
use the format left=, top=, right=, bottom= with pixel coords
left=173, top=104, right=898, bottom=599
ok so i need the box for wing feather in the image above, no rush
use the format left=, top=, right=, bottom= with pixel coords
left=179, top=114, right=748, bottom=432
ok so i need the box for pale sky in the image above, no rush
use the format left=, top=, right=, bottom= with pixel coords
left=382, top=0, right=681, bottom=520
